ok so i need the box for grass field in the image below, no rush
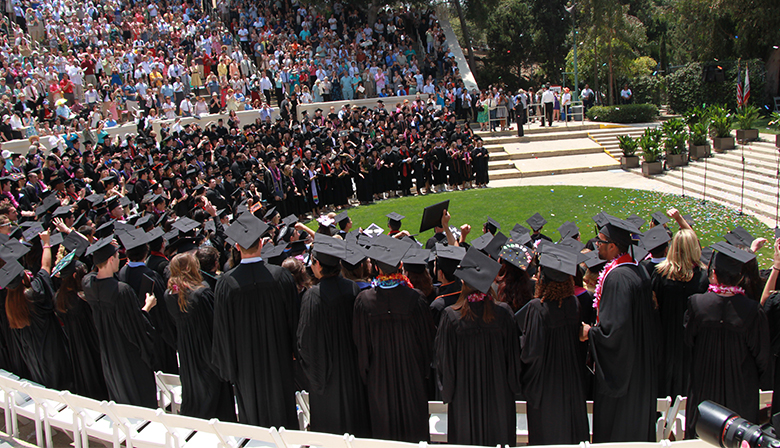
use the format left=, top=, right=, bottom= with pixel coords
left=324, top=186, right=776, bottom=266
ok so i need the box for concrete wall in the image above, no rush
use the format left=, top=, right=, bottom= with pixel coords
left=295, top=94, right=432, bottom=121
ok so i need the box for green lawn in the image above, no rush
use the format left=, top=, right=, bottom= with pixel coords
left=753, top=116, right=780, bottom=135
left=325, top=186, right=776, bottom=266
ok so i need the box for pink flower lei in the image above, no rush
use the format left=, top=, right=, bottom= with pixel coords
left=467, top=292, right=488, bottom=302
left=707, top=284, right=745, bottom=296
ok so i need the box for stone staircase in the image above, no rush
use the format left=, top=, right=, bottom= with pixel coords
left=588, top=126, right=657, bottom=159
left=631, top=137, right=780, bottom=224
left=480, top=123, right=654, bottom=180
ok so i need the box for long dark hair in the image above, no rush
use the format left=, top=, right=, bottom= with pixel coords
left=56, top=262, right=88, bottom=313
left=452, top=283, right=497, bottom=323
left=406, top=269, right=434, bottom=299
left=496, top=260, right=535, bottom=312
left=6, top=272, right=32, bottom=329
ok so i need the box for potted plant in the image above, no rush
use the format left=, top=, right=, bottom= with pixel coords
left=639, top=128, right=663, bottom=176
left=688, top=121, right=711, bottom=160
left=734, top=105, right=760, bottom=142
left=709, top=105, right=734, bottom=151
left=617, top=135, right=639, bottom=169
left=769, top=112, right=780, bottom=148
left=662, top=118, right=688, bottom=167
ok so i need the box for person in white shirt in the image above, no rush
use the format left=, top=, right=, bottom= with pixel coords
left=561, top=87, right=572, bottom=121
left=540, top=85, right=555, bottom=127
left=179, top=95, right=193, bottom=117
left=193, top=97, right=208, bottom=117
left=620, top=84, right=632, bottom=104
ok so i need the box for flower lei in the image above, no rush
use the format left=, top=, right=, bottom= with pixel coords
left=373, top=273, right=414, bottom=289
left=708, top=284, right=745, bottom=296
left=593, top=253, right=636, bottom=311
left=467, top=292, right=488, bottom=302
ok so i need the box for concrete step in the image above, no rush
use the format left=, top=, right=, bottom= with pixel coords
left=474, top=123, right=603, bottom=139
left=512, top=152, right=620, bottom=178
left=488, top=160, right=515, bottom=170
left=490, top=168, right=524, bottom=180
left=480, top=126, right=640, bottom=146
left=662, top=164, right=779, bottom=206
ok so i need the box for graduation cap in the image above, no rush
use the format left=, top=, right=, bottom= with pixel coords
left=156, top=211, right=170, bottom=228
left=599, top=214, right=642, bottom=248
left=367, top=235, right=411, bottom=269
left=95, top=220, right=115, bottom=239
left=364, top=223, right=384, bottom=238
left=134, top=214, right=154, bottom=229
left=454, top=247, right=501, bottom=294
left=0, top=239, right=30, bottom=262
left=484, top=216, right=500, bottom=234
left=225, top=213, right=269, bottom=249
left=775, top=227, right=780, bottom=241
left=36, top=194, right=60, bottom=216
left=168, top=236, right=199, bottom=254
left=592, top=212, right=610, bottom=228
left=100, top=175, right=118, bottom=185
left=163, top=229, right=180, bottom=242
left=510, top=224, right=532, bottom=245
left=401, top=248, right=430, bottom=274
left=471, top=233, right=494, bottom=252
left=0, top=259, right=25, bottom=289
left=434, top=243, right=466, bottom=275
left=52, top=205, right=74, bottom=218
left=105, top=196, right=121, bottom=212
left=172, top=217, right=200, bottom=234
left=651, top=211, right=670, bottom=226
left=583, top=250, right=607, bottom=272
left=22, top=222, right=44, bottom=242
left=85, top=236, right=118, bottom=265
left=282, top=214, right=298, bottom=227
left=499, top=239, right=534, bottom=270
left=386, top=212, right=405, bottom=226
left=724, top=226, right=754, bottom=248
left=312, top=234, right=346, bottom=267
left=625, top=214, right=646, bottom=230
left=558, top=236, right=585, bottom=253
left=263, top=206, right=278, bottom=221
left=682, top=214, right=694, bottom=227
left=709, top=241, right=756, bottom=273
left=419, top=200, right=450, bottom=233
left=343, top=241, right=368, bottom=269
left=640, top=225, right=672, bottom=252
left=63, top=231, right=90, bottom=257
left=539, top=244, right=578, bottom=283
left=73, top=212, right=88, bottom=229
left=118, top=229, right=151, bottom=251
left=334, top=211, right=350, bottom=228
left=204, top=220, right=216, bottom=233
left=700, top=246, right=714, bottom=266
left=526, top=213, right=547, bottom=232
left=261, top=242, right=288, bottom=263
left=49, top=232, right=64, bottom=247
left=631, top=245, right=650, bottom=263
left=86, top=193, right=104, bottom=206
left=119, top=196, right=132, bottom=208
left=483, top=232, right=509, bottom=259
left=558, top=221, right=580, bottom=241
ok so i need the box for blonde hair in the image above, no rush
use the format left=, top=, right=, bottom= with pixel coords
left=655, top=229, right=702, bottom=282
left=168, top=253, right=203, bottom=312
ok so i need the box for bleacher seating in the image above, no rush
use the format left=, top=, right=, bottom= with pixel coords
left=0, top=369, right=767, bottom=448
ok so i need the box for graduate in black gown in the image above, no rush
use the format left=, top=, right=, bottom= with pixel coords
left=651, top=229, right=709, bottom=399
left=297, top=236, right=370, bottom=436
left=2, top=233, right=73, bottom=390
left=520, top=245, right=589, bottom=446
left=584, top=215, right=659, bottom=443
left=353, top=235, right=435, bottom=443
left=211, top=213, right=299, bottom=428
left=117, top=229, right=179, bottom=374
left=429, top=244, right=465, bottom=327
left=82, top=237, right=159, bottom=408
left=684, top=242, right=772, bottom=438
left=164, top=253, right=236, bottom=421
left=434, top=247, right=520, bottom=447
left=55, top=256, right=108, bottom=400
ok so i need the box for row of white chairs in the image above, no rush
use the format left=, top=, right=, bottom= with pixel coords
left=0, top=367, right=772, bottom=448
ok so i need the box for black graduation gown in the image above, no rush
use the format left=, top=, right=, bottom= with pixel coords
left=429, top=279, right=462, bottom=327
left=0, top=290, right=30, bottom=378
left=588, top=264, right=659, bottom=443
left=9, top=269, right=73, bottom=390
left=353, top=284, right=435, bottom=443
left=82, top=273, right=157, bottom=408
left=435, top=301, right=520, bottom=447
left=297, top=276, right=371, bottom=436
left=119, top=264, right=179, bottom=374
left=684, top=291, right=772, bottom=438
left=163, top=285, right=236, bottom=421
left=521, top=298, right=589, bottom=445
left=651, top=267, right=709, bottom=398
left=763, top=292, right=780, bottom=414
left=211, top=260, right=299, bottom=428
left=57, top=293, right=108, bottom=400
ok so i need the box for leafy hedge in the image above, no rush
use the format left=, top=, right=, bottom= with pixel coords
left=586, top=104, right=660, bottom=123
left=666, top=59, right=767, bottom=114
left=632, top=75, right=664, bottom=106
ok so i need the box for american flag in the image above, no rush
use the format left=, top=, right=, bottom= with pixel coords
left=736, top=65, right=743, bottom=107
left=743, top=65, right=751, bottom=105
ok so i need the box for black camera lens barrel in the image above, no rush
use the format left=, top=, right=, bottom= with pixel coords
left=697, top=400, right=780, bottom=448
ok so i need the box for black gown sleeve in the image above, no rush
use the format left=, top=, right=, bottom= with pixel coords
left=297, top=286, right=329, bottom=393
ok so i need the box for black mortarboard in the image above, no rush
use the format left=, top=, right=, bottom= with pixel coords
left=146, top=227, right=165, bottom=242
left=119, top=229, right=151, bottom=251
left=168, top=236, right=199, bottom=254
left=73, top=212, right=88, bottom=228
left=509, top=229, right=532, bottom=246
left=710, top=241, right=756, bottom=273
left=485, top=216, right=500, bottom=234
left=312, top=234, right=346, bottom=267
left=513, top=223, right=531, bottom=235
left=334, top=211, right=350, bottom=226
left=651, top=211, right=670, bottom=226
left=53, top=205, right=74, bottom=218
left=343, top=241, right=368, bottom=269
left=640, top=225, right=671, bottom=251
left=592, top=212, right=609, bottom=228
left=775, top=227, right=780, bottom=240
left=500, top=239, right=534, bottom=270
left=0, top=239, right=30, bottom=262
left=584, top=251, right=607, bottom=272
left=632, top=245, right=649, bottom=263
left=63, top=231, right=90, bottom=257
left=700, top=246, right=714, bottom=266
left=599, top=214, right=642, bottom=248
left=558, top=221, right=580, bottom=240
left=455, top=247, right=501, bottom=294
left=95, top=220, right=115, bottom=239
left=36, top=194, right=60, bottom=216
left=163, top=229, right=180, bottom=242
left=484, top=232, right=508, bottom=259
left=526, top=213, right=547, bottom=232
left=282, top=214, right=298, bottom=227
left=22, top=222, right=44, bottom=242
left=386, top=212, right=405, bottom=224
left=49, top=232, right=64, bottom=247
left=85, top=236, right=118, bottom=265
left=119, top=196, right=132, bottom=208
left=435, top=243, right=466, bottom=275
left=724, top=226, right=754, bottom=248
left=100, top=175, right=117, bottom=185
left=0, top=259, right=25, bottom=289
left=204, top=220, right=216, bottom=233
left=625, top=214, right=646, bottom=230
left=367, top=234, right=411, bottom=269
left=471, top=233, right=494, bottom=252
left=539, top=244, right=578, bottom=283
left=134, top=214, right=154, bottom=229
left=263, top=206, right=278, bottom=220
left=156, top=212, right=170, bottom=227
left=172, top=217, right=200, bottom=234
left=52, top=250, right=78, bottom=277
left=401, top=248, right=430, bottom=274
left=86, top=193, right=104, bottom=205
left=419, top=200, right=450, bottom=233
left=105, top=196, right=120, bottom=212
left=558, top=236, right=586, bottom=253
left=261, top=242, right=288, bottom=262
left=224, top=213, right=269, bottom=249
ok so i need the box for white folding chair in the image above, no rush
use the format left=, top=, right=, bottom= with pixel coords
left=760, top=390, right=773, bottom=409
left=428, top=401, right=447, bottom=442
left=516, top=401, right=529, bottom=445
left=295, top=391, right=310, bottom=430
left=663, top=395, right=688, bottom=441
left=0, top=376, right=43, bottom=446
left=156, top=412, right=225, bottom=448
left=103, top=401, right=191, bottom=448
left=22, top=382, right=79, bottom=448
left=278, top=426, right=352, bottom=448
left=155, top=371, right=182, bottom=414
left=0, top=372, right=22, bottom=437
left=655, top=396, right=672, bottom=442
left=211, top=420, right=283, bottom=448
left=348, top=435, right=421, bottom=448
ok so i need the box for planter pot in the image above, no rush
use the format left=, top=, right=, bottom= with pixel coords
left=736, top=129, right=759, bottom=143
left=621, top=155, right=640, bottom=169
left=713, top=137, right=735, bottom=152
left=689, top=144, right=710, bottom=160
left=642, top=161, right=663, bottom=176
left=667, top=153, right=688, bottom=167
